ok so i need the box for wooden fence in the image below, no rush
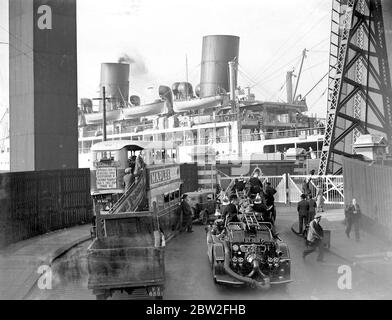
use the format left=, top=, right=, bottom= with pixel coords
left=0, top=169, right=93, bottom=248
left=343, top=157, right=392, bottom=238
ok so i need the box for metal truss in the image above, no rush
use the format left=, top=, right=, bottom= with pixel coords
left=319, top=0, right=392, bottom=175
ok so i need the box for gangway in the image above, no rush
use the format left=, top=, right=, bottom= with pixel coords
left=108, top=171, right=147, bottom=215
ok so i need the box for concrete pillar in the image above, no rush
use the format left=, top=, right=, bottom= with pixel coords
left=9, top=0, right=77, bottom=171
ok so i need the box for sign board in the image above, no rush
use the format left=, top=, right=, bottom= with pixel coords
left=149, top=166, right=180, bottom=188
left=96, top=167, right=117, bottom=189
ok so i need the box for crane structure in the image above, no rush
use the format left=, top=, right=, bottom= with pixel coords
left=318, top=0, right=392, bottom=175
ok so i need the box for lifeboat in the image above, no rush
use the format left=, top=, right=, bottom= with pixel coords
left=173, top=95, right=227, bottom=113
left=83, top=100, right=167, bottom=125
left=84, top=109, right=122, bottom=125
left=123, top=100, right=166, bottom=119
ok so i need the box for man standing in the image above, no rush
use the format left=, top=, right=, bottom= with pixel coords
left=264, top=181, right=277, bottom=221
left=303, top=213, right=324, bottom=262
left=297, top=194, right=310, bottom=235
left=302, top=178, right=312, bottom=200
left=316, top=185, right=324, bottom=212
left=345, top=198, right=361, bottom=241
left=308, top=196, right=317, bottom=221
left=181, top=194, right=193, bottom=233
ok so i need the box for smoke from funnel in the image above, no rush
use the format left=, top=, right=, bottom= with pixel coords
left=118, top=53, right=148, bottom=76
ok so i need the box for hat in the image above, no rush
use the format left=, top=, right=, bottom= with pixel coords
left=222, top=195, right=230, bottom=205
left=266, top=181, right=271, bottom=185
left=315, top=213, right=322, bottom=219
left=254, top=193, right=262, bottom=204
left=182, top=194, right=188, bottom=200
left=300, top=194, right=306, bottom=199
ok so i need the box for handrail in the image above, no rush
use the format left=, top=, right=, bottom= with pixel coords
left=109, top=170, right=147, bottom=214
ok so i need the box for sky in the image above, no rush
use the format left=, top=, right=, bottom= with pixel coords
left=0, top=0, right=332, bottom=118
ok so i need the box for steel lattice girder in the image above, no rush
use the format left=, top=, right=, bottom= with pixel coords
left=319, top=0, right=392, bottom=175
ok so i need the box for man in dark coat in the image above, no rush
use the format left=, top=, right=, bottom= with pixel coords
left=223, top=195, right=239, bottom=224
left=345, top=198, right=361, bottom=241
left=302, top=178, right=312, bottom=200
left=180, top=194, right=193, bottom=232
left=297, top=194, right=310, bottom=234
left=248, top=172, right=263, bottom=196
left=308, top=196, right=317, bottom=221
left=264, top=182, right=277, bottom=221
left=233, top=176, right=246, bottom=194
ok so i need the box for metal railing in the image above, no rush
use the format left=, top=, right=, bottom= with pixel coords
left=241, top=127, right=325, bottom=142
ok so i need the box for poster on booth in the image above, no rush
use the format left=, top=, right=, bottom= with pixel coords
left=149, top=166, right=180, bottom=188
left=96, top=167, right=117, bottom=189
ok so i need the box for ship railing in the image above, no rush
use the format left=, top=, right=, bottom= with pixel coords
left=241, top=127, right=325, bottom=142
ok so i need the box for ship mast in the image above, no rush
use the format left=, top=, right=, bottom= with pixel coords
left=228, top=58, right=242, bottom=160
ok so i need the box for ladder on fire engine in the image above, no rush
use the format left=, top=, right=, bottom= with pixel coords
left=243, top=212, right=260, bottom=230
left=318, top=0, right=356, bottom=175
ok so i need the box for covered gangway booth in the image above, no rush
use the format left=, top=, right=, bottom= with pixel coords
left=90, top=140, right=178, bottom=168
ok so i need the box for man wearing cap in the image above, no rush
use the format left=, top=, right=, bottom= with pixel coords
left=297, top=194, right=310, bottom=235
left=180, top=194, right=193, bottom=232
left=303, top=213, right=324, bottom=262
left=223, top=195, right=239, bottom=224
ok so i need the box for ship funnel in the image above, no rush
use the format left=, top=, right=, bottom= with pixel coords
left=100, top=63, right=130, bottom=111
left=200, top=35, right=240, bottom=98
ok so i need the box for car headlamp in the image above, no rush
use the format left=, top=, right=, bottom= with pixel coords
left=232, top=244, right=239, bottom=252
